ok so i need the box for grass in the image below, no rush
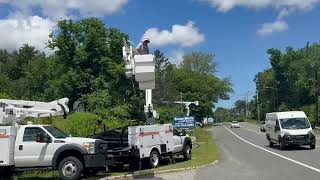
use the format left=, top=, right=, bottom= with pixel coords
left=15, top=127, right=219, bottom=179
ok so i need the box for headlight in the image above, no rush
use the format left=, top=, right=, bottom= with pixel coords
left=307, top=130, right=314, bottom=135
left=83, top=142, right=95, bottom=154
left=308, top=131, right=315, bottom=139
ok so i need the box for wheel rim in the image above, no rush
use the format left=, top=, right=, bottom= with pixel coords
left=151, top=152, right=159, bottom=166
left=62, top=161, right=77, bottom=177
left=186, top=146, right=191, bottom=158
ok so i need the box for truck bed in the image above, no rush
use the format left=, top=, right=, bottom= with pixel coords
left=92, top=128, right=129, bottom=151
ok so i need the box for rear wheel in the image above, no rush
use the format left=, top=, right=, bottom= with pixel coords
left=149, top=150, right=160, bottom=168
left=183, top=145, right=192, bottom=161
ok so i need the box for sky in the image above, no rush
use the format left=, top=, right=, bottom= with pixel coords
left=0, top=0, right=320, bottom=108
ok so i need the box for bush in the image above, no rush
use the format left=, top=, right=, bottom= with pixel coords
left=65, top=112, right=100, bottom=137
left=157, top=106, right=184, bottom=123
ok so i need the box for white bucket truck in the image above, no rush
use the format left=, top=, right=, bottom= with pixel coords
left=92, top=40, right=192, bottom=170
left=0, top=98, right=110, bottom=180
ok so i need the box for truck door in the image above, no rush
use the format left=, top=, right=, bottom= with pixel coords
left=173, top=129, right=183, bottom=153
left=14, top=127, right=54, bottom=167
left=274, top=119, right=281, bottom=140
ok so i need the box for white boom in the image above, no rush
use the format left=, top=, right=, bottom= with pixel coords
left=174, top=101, right=199, bottom=116
left=122, top=39, right=156, bottom=124
left=0, top=98, right=69, bottom=126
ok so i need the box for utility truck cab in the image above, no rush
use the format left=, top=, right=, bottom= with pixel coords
left=0, top=98, right=110, bottom=180
left=265, top=111, right=316, bottom=150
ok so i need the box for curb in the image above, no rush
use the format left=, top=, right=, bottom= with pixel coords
left=100, top=160, right=219, bottom=180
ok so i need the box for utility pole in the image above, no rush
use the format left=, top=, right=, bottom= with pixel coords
left=315, top=69, right=319, bottom=126
left=245, top=91, right=249, bottom=117
left=257, top=89, right=260, bottom=123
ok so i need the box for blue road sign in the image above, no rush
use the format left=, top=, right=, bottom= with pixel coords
left=173, top=116, right=195, bottom=129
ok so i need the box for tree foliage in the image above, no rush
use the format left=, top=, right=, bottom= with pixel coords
left=0, top=18, right=232, bottom=136
left=253, top=43, right=320, bottom=123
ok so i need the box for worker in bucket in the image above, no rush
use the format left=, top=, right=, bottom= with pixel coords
left=135, top=37, right=150, bottom=55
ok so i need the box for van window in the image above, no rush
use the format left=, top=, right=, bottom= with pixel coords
left=279, top=118, right=310, bottom=130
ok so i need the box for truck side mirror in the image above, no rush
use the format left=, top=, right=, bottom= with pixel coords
left=180, top=130, right=186, bottom=136
left=45, top=134, right=52, bottom=143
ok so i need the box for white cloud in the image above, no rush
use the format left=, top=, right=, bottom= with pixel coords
left=142, top=21, right=205, bottom=47
left=199, top=0, right=320, bottom=12
left=0, top=15, right=56, bottom=54
left=257, top=20, right=288, bottom=36
left=277, top=8, right=290, bottom=19
left=2, top=0, right=129, bottom=20
left=0, top=0, right=129, bottom=54
left=168, top=50, right=185, bottom=65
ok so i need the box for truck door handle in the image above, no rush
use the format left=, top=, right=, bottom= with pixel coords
left=19, top=145, right=23, bottom=151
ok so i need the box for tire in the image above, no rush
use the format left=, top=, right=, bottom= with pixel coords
left=269, top=141, right=274, bottom=147
left=279, top=138, right=285, bottom=150
left=58, top=156, right=83, bottom=180
left=0, top=167, right=13, bottom=179
left=310, top=144, right=316, bottom=150
left=183, top=144, right=192, bottom=161
left=149, top=150, right=160, bottom=168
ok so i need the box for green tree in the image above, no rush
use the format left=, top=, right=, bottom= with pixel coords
left=180, top=52, right=217, bottom=74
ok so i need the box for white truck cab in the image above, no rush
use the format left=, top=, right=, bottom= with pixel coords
left=265, top=111, right=316, bottom=150
left=0, top=98, right=110, bottom=180
left=0, top=124, right=110, bottom=180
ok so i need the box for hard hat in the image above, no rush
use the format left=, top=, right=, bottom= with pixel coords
left=143, top=37, right=150, bottom=43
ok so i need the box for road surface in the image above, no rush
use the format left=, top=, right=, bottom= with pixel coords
left=135, top=123, right=320, bottom=180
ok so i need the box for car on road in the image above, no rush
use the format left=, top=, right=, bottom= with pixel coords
left=265, top=111, right=316, bottom=150
left=230, top=121, right=240, bottom=128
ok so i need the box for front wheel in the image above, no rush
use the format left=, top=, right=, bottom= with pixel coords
left=58, top=156, right=83, bottom=180
left=310, top=144, right=316, bottom=150
left=279, top=139, right=285, bottom=150
left=269, top=141, right=274, bottom=147
left=183, top=145, right=192, bottom=161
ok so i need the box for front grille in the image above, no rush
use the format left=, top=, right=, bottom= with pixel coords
left=95, top=140, right=108, bottom=154
left=292, top=135, right=308, bottom=140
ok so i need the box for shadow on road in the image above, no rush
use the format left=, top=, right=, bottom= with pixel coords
left=267, top=144, right=312, bottom=151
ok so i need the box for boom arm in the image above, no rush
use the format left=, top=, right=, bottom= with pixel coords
left=0, top=98, right=69, bottom=126
left=123, top=39, right=156, bottom=124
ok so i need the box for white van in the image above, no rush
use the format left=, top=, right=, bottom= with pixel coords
left=265, top=111, right=316, bottom=150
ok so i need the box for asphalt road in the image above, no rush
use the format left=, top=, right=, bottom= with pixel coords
left=135, top=123, right=320, bottom=180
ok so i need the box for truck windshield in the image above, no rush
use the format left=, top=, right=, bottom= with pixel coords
left=279, top=118, right=310, bottom=130
left=44, top=126, right=68, bottom=139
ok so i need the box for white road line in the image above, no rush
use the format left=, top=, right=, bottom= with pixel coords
left=223, top=126, right=320, bottom=173
left=242, top=127, right=265, bottom=135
